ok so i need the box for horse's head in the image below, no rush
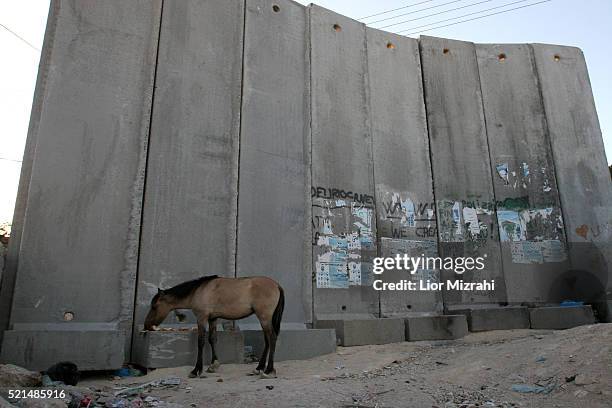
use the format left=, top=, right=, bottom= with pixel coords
left=144, top=288, right=174, bottom=330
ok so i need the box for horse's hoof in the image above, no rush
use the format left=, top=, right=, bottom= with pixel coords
left=206, top=360, right=220, bottom=373
left=259, top=370, right=277, bottom=379
left=206, top=366, right=216, bottom=373
left=249, top=369, right=261, bottom=376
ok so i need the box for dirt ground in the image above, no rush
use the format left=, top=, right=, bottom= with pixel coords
left=79, top=324, right=611, bottom=408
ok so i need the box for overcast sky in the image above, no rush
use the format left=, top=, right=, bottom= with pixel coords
left=1, top=0, right=610, bottom=223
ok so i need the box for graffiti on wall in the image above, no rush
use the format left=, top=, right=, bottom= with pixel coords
left=376, top=188, right=440, bottom=283
left=312, top=187, right=376, bottom=289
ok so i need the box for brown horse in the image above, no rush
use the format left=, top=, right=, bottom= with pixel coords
left=144, top=275, right=284, bottom=378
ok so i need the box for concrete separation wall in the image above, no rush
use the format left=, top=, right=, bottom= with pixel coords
left=133, top=0, right=244, bottom=333
left=419, top=36, right=506, bottom=308
left=237, top=0, right=311, bottom=325
left=1, top=0, right=163, bottom=368
left=476, top=44, right=570, bottom=304
left=1, top=0, right=609, bottom=370
left=310, top=5, right=378, bottom=319
left=367, top=29, right=441, bottom=317
left=532, top=44, right=612, bottom=321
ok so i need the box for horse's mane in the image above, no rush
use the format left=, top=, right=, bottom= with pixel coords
left=152, top=275, right=218, bottom=304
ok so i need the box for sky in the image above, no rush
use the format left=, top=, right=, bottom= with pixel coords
left=0, top=0, right=610, bottom=224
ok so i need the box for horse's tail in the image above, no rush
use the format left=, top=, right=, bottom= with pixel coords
left=272, top=285, right=284, bottom=336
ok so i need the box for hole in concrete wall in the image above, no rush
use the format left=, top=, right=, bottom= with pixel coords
left=406, top=304, right=412, bottom=309
left=554, top=54, right=561, bottom=62
left=443, top=48, right=450, bottom=55
left=63, top=311, right=74, bottom=321
left=333, top=24, right=342, bottom=32
left=341, top=305, right=347, bottom=311
left=498, top=53, right=507, bottom=62
left=387, top=42, right=395, bottom=49
left=272, top=4, right=280, bottom=12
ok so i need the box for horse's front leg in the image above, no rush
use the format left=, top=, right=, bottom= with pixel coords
left=189, top=322, right=206, bottom=378
left=206, top=318, right=220, bottom=373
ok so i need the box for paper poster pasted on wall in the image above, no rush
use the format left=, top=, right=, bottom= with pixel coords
left=313, top=196, right=375, bottom=289
left=497, top=205, right=567, bottom=264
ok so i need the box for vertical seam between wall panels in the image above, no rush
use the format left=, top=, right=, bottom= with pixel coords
left=307, top=5, right=315, bottom=324
left=416, top=39, right=441, bottom=314
left=129, top=0, right=164, bottom=361
left=528, top=44, right=573, bottom=268
left=362, top=27, right=380, bottom=318
left=473, top=43, right=508, bottom=305
left=234, top=0, right=248, bottom=280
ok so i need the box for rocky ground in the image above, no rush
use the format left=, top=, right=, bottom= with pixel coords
left=2, top=324, right=611, bottom=408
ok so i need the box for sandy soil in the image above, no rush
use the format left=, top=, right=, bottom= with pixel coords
left=78, top=324, right=611, bottom=408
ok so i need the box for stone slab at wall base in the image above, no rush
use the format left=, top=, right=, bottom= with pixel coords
left=242, top=329, right=336, bottom=362
left=529, top=306, right=596, bottom=330
left=314, top=319, right=405, bottom=346
left=0, top=330, right=124, bottom=371
left=405, top=315, right=468, bottom=341
left=455, top=307, right=530, bottom=332
left=132, top=330, right=244, bottom=369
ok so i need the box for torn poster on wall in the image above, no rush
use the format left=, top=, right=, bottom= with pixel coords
left=497, top=205, right=567, bottom=264
left=494, top=160, right=554, bottom=193
left=313, top=196, right=376, bottom=289
left=437, top=199, right=493, bottom=254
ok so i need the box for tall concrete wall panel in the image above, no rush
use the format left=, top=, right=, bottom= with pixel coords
left=1, top=0, right=162, bottom=367
left=532, top=44, right=612, bottom=316
left=366, top=29, right=441, bottom=316
left=236, top=0, right=311, bottom=324
left=476, top=44, right=570, bottom=304
left=0, top=1, right=59, bottom=346
left=419, top=36, right=506, bottom=307
left=310, top=6, right=378, bottom=318
left=134, top=0, right=244, bottom=330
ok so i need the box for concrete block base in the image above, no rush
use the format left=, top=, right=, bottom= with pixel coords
left=405, top=315, right=468, bottom=341
left=529, top=305, right=595, bottom=329
left=0, top=329, right=125, bottom=371
left=242, top=329, right=336, bottom=361
left=457, top=307, right=530, bottom=332
left=314, top=318, right=404, bottom=346
left=132, top=329, right=244, bottom=368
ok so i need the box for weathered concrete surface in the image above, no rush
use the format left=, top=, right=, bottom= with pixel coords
left=1, top=0, right=162, bottom=366
left=529, top=305, right=595, bottom=329
left=132, top=330, right=244, bottom=368
left=1, top=328, right=125, bottom=371
left=309, top=5, right=379, bottom=318
left=315, top=318, right=404, bottom=346
left=419, top=36, right=506, bottom=307
left=477, top=44, right=570, bottom=305
left=456, top=306, right=530, bottom=332
left=133, top=0, right=244, bottom=334
left=532, top=44, right=612, bottom=322
left=405, top=315, right=468, bottom=341
left=0, top=2, right=59, bottom=348
left=310, top=6, right=378, bottom=319
left=367, top=28, right=441, bottom=317
left=237, top=0, right=311, bottom=325
left=242, top=329, right=336, bottom=361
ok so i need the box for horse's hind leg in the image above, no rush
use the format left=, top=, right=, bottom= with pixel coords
left=252, top=328, right=269, bottom=375
left=206, top=318, right=221, bottom=373
left=263, top=328, right=277, bottom=377
left=189, top=322, right=206, bottom=378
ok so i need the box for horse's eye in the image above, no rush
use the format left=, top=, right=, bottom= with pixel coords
left=152, top=305, right=157, bottom=310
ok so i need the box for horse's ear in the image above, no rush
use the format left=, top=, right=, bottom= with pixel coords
left=157, top=288, right=165, bottom=295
